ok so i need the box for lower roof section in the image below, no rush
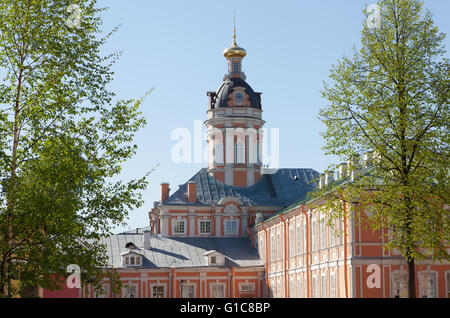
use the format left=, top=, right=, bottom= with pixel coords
left=99, top=231, right=264, bottom=269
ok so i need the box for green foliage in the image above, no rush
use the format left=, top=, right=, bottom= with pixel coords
left=316, top=0, right=449, bottom=296
left=0, top=0, right=151, bottom=296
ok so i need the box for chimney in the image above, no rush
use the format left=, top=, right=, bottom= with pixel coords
left=363, top=151, right=373, bottom=167
left=161, top=183, right=170, bottom=201
left=319, top=173, right=325, bottom=189
left=349, top=155, right=360, bottom=171
left=143, top=230, right=151, bottom=249
left=325, top=171, right=335, bottom=185
left=338, top=163, right=348, bottom=179
left=187, top=181, right=197, bottom=203
left=349, top=155, right=360, bottom=182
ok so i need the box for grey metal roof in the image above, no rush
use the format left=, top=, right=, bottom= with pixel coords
left=212, top=77, right=262, bottom=109
left=161, top=168, right=319, bottom=207
left=98, top=233, right=264, bottom=269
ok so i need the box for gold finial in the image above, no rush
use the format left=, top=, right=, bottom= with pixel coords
left=223, top=11, right=246, bottom=58
left=233, top=11, right=237, bottom=45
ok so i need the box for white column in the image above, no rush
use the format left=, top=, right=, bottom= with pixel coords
left=215, top=215, right=222, bottom=237
left=161, top=214, right=169, bottom=236
left=188, top=215, right=196, bottom=237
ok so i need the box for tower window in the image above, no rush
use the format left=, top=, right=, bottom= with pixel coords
left=235, top=141, right=245, bottom=164
left=233, top=62, right=239, bottom=73
left=215, top=142, right=224, bottom=164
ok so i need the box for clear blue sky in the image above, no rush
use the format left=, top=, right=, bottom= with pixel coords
left=95, top=0, right=450, bottom=233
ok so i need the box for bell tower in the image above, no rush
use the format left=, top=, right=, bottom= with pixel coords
left=205, top=21, right=265, bottom=187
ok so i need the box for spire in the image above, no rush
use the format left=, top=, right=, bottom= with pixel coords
left=223, top=12, right=246, bottom=59
left=233, top=10, right=237, bottom=45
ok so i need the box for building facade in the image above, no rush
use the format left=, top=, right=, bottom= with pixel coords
left=43, top=33, right=449, bottom=299
left=251, top=160, right=450, bottom=298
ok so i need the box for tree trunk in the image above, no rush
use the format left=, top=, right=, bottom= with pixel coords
left=407, top=255, right=416, bottom=298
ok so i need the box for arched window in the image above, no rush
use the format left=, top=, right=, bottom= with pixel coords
left=215, top=142, right=224, bottom=164
left=235, top=141, right=245, bottom=164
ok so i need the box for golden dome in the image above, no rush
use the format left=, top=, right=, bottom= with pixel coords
left=223, top=40, right=246, bottom=58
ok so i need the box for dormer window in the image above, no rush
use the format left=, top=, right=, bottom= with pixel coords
left=122, top=252, right=142, bottom=267
left=203, top=251, right=225, bottom=266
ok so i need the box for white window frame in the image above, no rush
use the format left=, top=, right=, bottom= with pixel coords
left=320, top=217, right=326, bottom=249
left=446, top=271, right=450, bottom=298
left=210, top=283, right=226, bottom=298
left=235, top=141, right=245, bottom=164
left=418, top=270, right=438, bottom=298
left=225, top=219, right=238, bottom=235
left=122, top=284, right=138, bottom=298
left=199, top=220, right=211, bottom=234
left=271, top=232, right=275, bottom=262
left=311, top=218, right=317, bottom=251
left=312, top=275, right=317, bottom=298
left=181, top=283, right=195, bottom=298
left=330, top=272, right=336, bottom=298
left=297, top=276, right=302, bottom=298
left=95, top=284, right=109, bottom=298
left=289, top=223, right=294, bottom=257
left=173, top=219, right=186, bottom=234
left=239, top=282, right=255, bottom=293
left=289, top=276, right=295, bottom=298
left=391, top=270, right=408, bottom=298
left=296, top=222, right=301, bottom=255
left=215, top=142, right=224, bottom=164
left=321, top=274, right=327, bottom=298
left=151, top=284, right=165, bottom=298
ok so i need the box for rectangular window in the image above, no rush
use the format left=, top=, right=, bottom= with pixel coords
left=296, top=222, right=301, bottom=255
left=447, top=272, right=450, bottom=298
left=320, top=218, right=326, bottom=249
left=303, top=221, right=307, bottom=253
left=182, top=284, right=195, bottom=298
left=123, top=285, right=137, bottom=298
left=392, top=271, right=408, bottom=298
left=311, top=219, right=317, bottom=251
left=271, top=233, right=275, bottom=262
left=225, top=220, right=237, bottom=234
left=95, top=285, right=109, bottom=298
left=321, top=275, right=327, bottom=298
left=130, top=257, right=135, bottom=265
left=152, top=285, right=165, bottom=298
left=235, top=142, right=245, bottom=164
left=239, top=283, right=255, bottom=293
left=277, top=280, right=281, bottom=298
left=339, top=218, right=344, bottom=245
left=260, top=236, right=265, bottom=260
left=288, top=277, right=294, bottom=298
left=277, top=230, right=281, bottom=260
left=419, top=272, right=437, bottom=298
left=312, top=276, right=317, bottom=298
left=289, top=224, right=294, bottom=257
left=297, top=276, right=302, bottom=298
left=199, top=220, right=211, bottom=234
left=174, top=220, right=185, bottom=234
left=211, top=284, right=225, bottom=298
left=330, top=273, right=336, bottom=298
left=304, top=276, right=308, bottom=298
left=233, top=62, right=239, bottom=73
left=330, top=220, right=335, bottom=247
